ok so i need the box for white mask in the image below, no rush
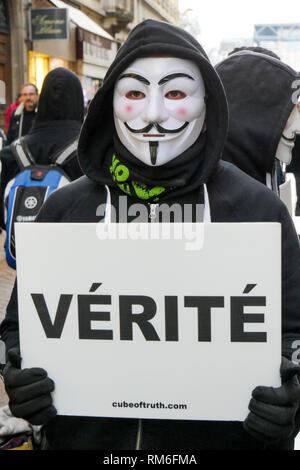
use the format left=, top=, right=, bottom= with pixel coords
left=113, top=57, right=206, bottom=166
left=275, top=104, right=300, bottom=165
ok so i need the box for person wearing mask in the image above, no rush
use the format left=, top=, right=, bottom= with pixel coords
left=286, top=106, right=300, bottom=216
left=1, top=20, right=300, bottom=451
left=6, top=83, right=39, bottom=145
left=0, top=67, right=84, bottom=230
left=215, top=48, right=300, bottom=195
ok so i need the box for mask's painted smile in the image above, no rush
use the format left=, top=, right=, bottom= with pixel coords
left=143, top=134, right=165, bottom=138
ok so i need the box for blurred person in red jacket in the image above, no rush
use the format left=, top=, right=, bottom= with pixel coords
left=5, top=93, right=21, bottom=131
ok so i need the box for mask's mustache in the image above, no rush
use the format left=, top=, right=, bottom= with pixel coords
left=124, top=121, right=189, bottom=134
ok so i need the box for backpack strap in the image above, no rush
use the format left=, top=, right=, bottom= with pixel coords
left=10, top=138, right=35, bottom=171
left=11, top=137, right=78, bottom=170
left=50, top=139, right=79, bottom=166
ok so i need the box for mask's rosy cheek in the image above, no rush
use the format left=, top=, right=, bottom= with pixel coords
left=177, top=107, right=187, bottom=116
left=125, top=105, right=133, bottom=113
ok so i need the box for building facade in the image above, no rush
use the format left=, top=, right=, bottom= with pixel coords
left=132, top=0, right=178, bottom=26
left=29, top=0, right=119, bottom=105
left=0, top=0, right=179, bottom=128
left=254, top=23, right=300, bottom=71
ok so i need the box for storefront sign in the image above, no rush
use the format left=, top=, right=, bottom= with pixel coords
left=77, top=28, right=117, bottom=70
left=16, top=222, right=281, bottom=421
left=29, top=8, right=69, bottom=41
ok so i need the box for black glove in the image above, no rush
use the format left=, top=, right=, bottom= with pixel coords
left=3, top=348, right=57, bottom=426
left=243, top=357, right=300, bottom=443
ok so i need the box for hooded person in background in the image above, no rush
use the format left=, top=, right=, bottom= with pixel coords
left=215, top=48, right=300, bottom=195
left=0, top=67, right=85, bottom=230
left=228, top=46, right=281, bottom=60
left=287, top=121, right=300, bottom=216
left=1, top=20, right=300, bottom=451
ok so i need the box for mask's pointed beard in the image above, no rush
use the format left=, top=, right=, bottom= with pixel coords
left=149, top=141, right=159, bottom=165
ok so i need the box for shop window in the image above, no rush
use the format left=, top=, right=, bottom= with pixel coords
left=49, top=57, right=69, bottom=71
left=82, top=76, right=103, bottom=104
left=29, top=51, right=50, bottom=93
left=0, top=0, right=9, bottom=34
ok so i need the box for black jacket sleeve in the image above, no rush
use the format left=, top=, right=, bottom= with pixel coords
left=6, top=110, right=18, bottom=145
left=279, top=203, right=300, bottom=360
left=61, top=150, right=83, bottom=182
left=0, top=146, right=19, bottom=229
left=0, top=280, right=19, bottom=359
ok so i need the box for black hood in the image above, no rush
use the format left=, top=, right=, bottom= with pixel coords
left=78, top=19, right=228, bottom=188
left=216, top=50, right=299, bottom=184
left=35, top=67, right=84, bottom=124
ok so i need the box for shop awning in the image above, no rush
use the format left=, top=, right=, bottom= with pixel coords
left=49, top=0, right=116, bottom=42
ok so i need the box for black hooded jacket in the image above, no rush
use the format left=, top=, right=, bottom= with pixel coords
left=288, top=136, right=300, bottom=174
left=215, top=50, right=300, bottom=186
left=0, top=67, right=85, bottom=229
left=1, top=20, right=300, bottom=451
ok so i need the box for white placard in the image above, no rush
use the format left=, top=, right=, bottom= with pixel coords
left=15, top=222, right=281, bottom=422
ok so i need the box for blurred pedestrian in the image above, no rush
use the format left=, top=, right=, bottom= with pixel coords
left=6, top=83, right=39, bottom=145
left=5, top=93, right=21, bottom=132
left=0, top=67, right=85, bottom=231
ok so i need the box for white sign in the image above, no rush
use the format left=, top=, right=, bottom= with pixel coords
left=15, top=222, right=281, bottom=422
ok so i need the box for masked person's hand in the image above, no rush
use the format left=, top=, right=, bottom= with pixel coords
left=3, top=348, right=57, bottom=426
left=244, top=357, right=300, bottom=443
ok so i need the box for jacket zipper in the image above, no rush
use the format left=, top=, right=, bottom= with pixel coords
left=149, top=203, right=158, bottom=221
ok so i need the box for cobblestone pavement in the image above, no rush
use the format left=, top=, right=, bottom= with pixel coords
left=0, top=230, right=15, bottom=407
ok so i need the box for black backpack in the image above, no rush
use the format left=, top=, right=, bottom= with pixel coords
left=4, top=137, right=78, bottom=269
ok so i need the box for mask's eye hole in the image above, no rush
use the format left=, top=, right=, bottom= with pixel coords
left=165, top=90, right=187, bottom=100
left=125, top=91, right=146, bottom=100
